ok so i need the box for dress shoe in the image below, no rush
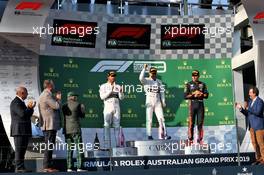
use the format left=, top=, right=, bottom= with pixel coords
left=15, top=169, right=32, bottom=173
left=77, top=169, right=87, bottom=172
left=148, top=136, right=154, bottom=140
left=67, top=169, right=74, bottom=172
left=42, top=168, right=59, bottom=172
left=164, top=135, right=171, bottom=140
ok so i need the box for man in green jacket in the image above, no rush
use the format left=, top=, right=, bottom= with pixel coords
left=62, top=92, right=86, bottom=172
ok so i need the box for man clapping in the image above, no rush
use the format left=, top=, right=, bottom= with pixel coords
left=10, top=86, right=36, bottom=173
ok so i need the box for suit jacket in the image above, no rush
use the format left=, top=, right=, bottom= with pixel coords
left=10, top=96, right=34, bottom=137
left=241, top=96, right=264, bottom=131
left=39, top=89, right=61, bottom=131
left=62, top=100, right=85, bottom=135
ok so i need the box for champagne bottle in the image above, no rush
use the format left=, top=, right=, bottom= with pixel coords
left=118, top=127, right=125, bottom=147
left=94, top=132, right=100, bottom=150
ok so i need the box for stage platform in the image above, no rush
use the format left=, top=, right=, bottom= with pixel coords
left=2, top=140, right=256, bottom=173
left=5, top=152, right=254, bottom=173
left=1, top=165, right=264, bottom=175
left=87, top=140, right=210, bottom=157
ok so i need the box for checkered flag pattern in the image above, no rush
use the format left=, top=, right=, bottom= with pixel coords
left=41, top=11, right=234, bottom=60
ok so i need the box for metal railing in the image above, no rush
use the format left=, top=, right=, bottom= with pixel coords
left=55, top=0, right=236, bottom=15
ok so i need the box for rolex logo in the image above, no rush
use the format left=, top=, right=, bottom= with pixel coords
left=218, top=97, right=232, bottom=106
left=202, top=70, right=207, bottom=75
left=89, top=109, right=93, bottom=113
left=64, top=59, right=78, bottom=69
left=128, top=108, right=132, bottom=114
left=64, top=78, right=79, bottom=88
left=205, top=107, right=209, bottom=112
left=177, top=61, right=192, bottom=70
left=44, top=67, right=59, bottom=78
left=166, top=108, right=170, bottom=113
left=216, top=60, right=230, bottom=69
left=88, top=89, right=92, bottom=94
left=179, top=80, right=188, bottom=88
left=224, top=116, right=229, bottom=121
left=217, top=78, right=231, bottom=88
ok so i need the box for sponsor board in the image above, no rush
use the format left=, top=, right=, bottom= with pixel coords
left=161, top=24, right=205, bottom=49
left=39, top=56, right=234, bottom=128
left=51, top=19, right=98, bottom=48
left=106, top=23, right=151, bottom=49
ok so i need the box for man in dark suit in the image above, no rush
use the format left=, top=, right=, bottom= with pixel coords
left=236, top=86, right=264, bottom=165
left=10, top=86, right=36, bottom=172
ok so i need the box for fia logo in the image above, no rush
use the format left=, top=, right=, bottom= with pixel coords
left=162, top=40, right=171, bottom=47
left=108, top=39, right=117, bottom=46
left=53, top=36, right=62, bottom=43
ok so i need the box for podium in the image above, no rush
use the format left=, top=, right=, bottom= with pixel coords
left=87, top=140, right=210, bottom=158
left=126, top=140, right=185, bottom=156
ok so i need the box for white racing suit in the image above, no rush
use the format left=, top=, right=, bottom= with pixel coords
left=139, top=68, right=169, bottom=139
left=99, top=82, right=124, bottom=148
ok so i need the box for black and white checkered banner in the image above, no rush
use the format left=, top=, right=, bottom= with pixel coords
left=40, top=10, right=234, bottom=60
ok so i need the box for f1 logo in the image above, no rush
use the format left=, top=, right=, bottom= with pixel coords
left=110, top=27, right=148, bottom=39
left=15, top=2, right=43, bottom=11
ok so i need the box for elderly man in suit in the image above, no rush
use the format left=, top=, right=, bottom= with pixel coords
left=236, top=86, right=264, bottom=165
left=10, top=86, right=36, bottom=173
left=62, top=92, right=86, bottom=172
left=39, top=80, right=61, bottom=172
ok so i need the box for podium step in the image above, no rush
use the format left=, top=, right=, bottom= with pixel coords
left=126, top=140, right=185, bottom=156
left=87, top=141, right=211, bottom=157
left=87, top=150, right=110, bottom=158
left=112, top=147, right=138, bottom=157
left=87, top=147, right=138, bottom=158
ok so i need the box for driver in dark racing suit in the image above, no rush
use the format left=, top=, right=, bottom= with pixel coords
left=184, top=70, right=209, bottom=145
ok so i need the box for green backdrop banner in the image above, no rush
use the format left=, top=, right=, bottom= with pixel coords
left=39, top=56, right=234, bottom=128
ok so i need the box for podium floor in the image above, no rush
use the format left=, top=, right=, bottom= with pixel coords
left=1, top=164, right=264, bottom=175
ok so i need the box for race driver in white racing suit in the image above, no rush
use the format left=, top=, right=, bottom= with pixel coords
left=99, top=71, right=124, bottom=148
left=139, top=64, right=171, bottom=140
